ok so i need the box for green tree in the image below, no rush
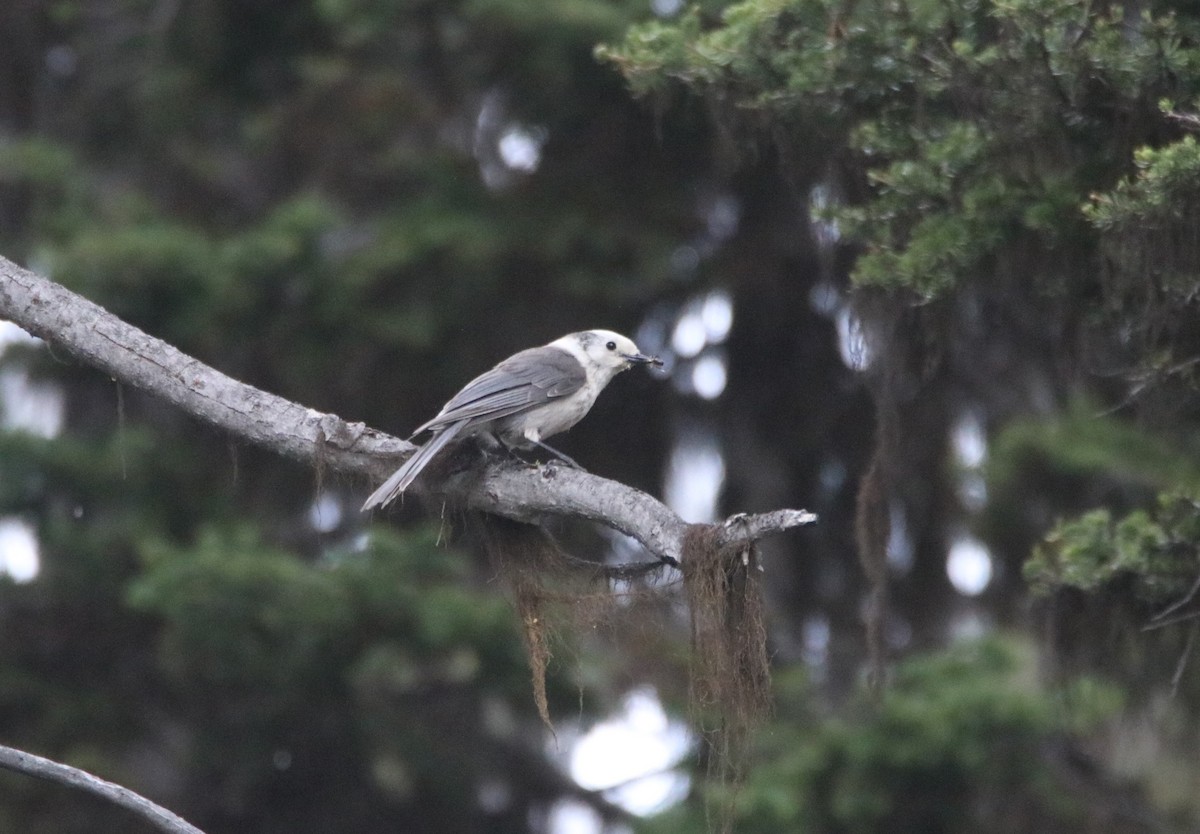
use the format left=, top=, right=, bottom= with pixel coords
left=0, top=0, right=701, bottom=830
left=4, top=0, right=1200, bottom=832
left=601, top=0, right=1200, bottom=828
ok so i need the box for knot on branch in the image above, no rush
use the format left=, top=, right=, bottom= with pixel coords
left=316, top=414, right=368, bottom=450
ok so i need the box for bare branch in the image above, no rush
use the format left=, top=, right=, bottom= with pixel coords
left=0, top=743, right=205, bottom=834
left=1165, top=108, right=1200, bottom=133
left=716, top=509, right=821, bottom=548
left=0, top=254, right=412, bottom=475
left=0, top=254, right=816, bottom=563
left=462, top=464, right=817, bottom=563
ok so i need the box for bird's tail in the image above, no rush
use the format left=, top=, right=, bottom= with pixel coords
left=361, top=421, right=468, bottom=511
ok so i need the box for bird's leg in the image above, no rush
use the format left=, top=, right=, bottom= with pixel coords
left=530, top=439, right=585, bottom=471
left=491, top=432, right=585, bottom=471
left=489, top=433, right=531, bottom=465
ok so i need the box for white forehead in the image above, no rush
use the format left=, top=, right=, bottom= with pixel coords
left=583, top=329, right=635, bottom=349
left=548, top=329, right=638, bottom=364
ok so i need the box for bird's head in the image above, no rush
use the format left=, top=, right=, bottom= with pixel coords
left=556, top=329, right=662, bottom=379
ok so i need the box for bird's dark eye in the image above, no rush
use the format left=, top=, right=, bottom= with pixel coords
left=606, top=341, right=617, bottom=351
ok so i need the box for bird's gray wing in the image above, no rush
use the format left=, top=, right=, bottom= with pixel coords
left=412, top=346, right=585, bottom=436
left=364, top=347, right=584, bottom=507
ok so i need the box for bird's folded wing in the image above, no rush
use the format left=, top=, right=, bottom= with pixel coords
left=411, top=346, right=586, bottom=436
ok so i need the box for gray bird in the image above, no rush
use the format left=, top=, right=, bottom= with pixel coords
left=361, top=329, right=661, bottom=511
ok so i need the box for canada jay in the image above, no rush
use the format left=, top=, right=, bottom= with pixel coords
left=361, top=329, right=662, bottom=511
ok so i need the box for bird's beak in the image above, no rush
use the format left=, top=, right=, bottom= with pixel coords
left=623, top=352, right=664, bottom=367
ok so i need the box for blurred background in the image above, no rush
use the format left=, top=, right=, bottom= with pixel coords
left=2, top=0, right=1200, bottom=831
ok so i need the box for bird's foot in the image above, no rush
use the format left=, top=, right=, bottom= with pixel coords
left=542, top=456, right=587, bottom=473
left=531, top=440, right=585, bottom=471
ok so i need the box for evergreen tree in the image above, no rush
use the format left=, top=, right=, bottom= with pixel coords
left=3, top=0, right=1200, bottom=831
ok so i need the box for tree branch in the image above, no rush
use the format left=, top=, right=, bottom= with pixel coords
left=0, top=254, right=412, bottom=473
left=0, top=255, right=816, bottom=563
left=0, top=743, right=205, bottom=834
